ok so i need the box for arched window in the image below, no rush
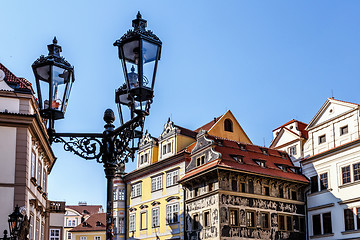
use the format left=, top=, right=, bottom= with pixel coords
left=224, top=119, right=233, bottom=132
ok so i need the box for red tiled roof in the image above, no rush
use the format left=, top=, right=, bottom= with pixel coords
left=181, top=136, right=308, bottom=183
left=69, top=213, right=106, bottom=232
left=273, top=119, right=308, bottom=139
left=174, top=125, right=198, bottom=138
left=66, top=205, right=103, bottom=216
left=0, top=63, right=33, bottom=93
left=194, top=115, right=222, bottom=132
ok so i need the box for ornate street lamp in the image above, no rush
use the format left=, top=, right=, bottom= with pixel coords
left=7, top=206, right=23, bottom=240
left=32, top=13, right=161, bottom=240
left=32, top=37, right=74, bottom=122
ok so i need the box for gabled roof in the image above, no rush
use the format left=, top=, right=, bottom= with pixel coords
left=181, top=136, right=308, bottom=183
left=270, top=120, right=308, bottom=148
left=195, top=115, right=222, bottom=132
left=0, top=63, right=33, bottom=93
left=174, top=125, right=198, bottom=139
left=69, top=213, right=106, bottom=232
left=66, top=205, right=103, bottom=216
left=306, top=98, right=359, bottom=130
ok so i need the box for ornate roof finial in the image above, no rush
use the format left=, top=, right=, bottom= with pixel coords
left=47, top=36, right=62, bottom=57
left=168, top=117, right=171, bottom=123
left=132, top=11, right=147, bottom=31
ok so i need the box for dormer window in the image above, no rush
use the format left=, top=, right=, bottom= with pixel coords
left=254, top=159, right=266, bottom=168
left=224, top=119, right=233, bottom=132
left=196, top=155, right=205, bottom=166
left=340, top=125, right=348, bottom=136
left=231, top=155, right=243, bottom=163
left=261, top=148, right=268, bottom=155
left=319, top=135, right=326, bottom=144
left=96, top=221, right=102, bottom=226
left=237, top=143, right=246, bottom=151
left=162, top=142, right=172, bottom=155
left=140, top=153, right=149, bottom=165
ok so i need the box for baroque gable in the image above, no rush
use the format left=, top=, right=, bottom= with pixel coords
left=306, top=98, right=359, bottom=130
left=138, top=131, right=157, bottom=150
left=186, top=130, right=221, bottom=172
left=270, top=128, right=301, bottom=149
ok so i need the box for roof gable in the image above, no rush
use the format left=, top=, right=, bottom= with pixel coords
left=270, top=128, right=302, bottom=148
left=0, top=63, right=33, bottom=93
left=197, top=110, right=252, bottom=144
left=306, top=98, right=359, bottom=130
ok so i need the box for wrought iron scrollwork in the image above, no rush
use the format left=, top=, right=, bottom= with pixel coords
left=53, top=136, right=103, bottom=161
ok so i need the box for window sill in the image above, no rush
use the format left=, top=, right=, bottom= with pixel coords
left=151, top=188, right=163, bottom=193
left=166, top=184, right=178, bottom=188
left=342, top=229, right=360, bottom=235
left=308, top=189, right=332, bottom=196
left=31, top=177, right=37, bottom=186
left=166, top=222, right=179, bottom=226
left=339, top=180, right=360, bottom=189
left=37, top=186, right=43, bottom=193
left=310, top=233, right=334, bottom=239
left=131, top=196, right=141, bottom=199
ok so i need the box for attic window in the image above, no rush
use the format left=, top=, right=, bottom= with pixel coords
left=224, top=119, right=233, bottom=132
left=231, top=155, right=243, bottom=163
left=254, top=159, right=266, bottom=168
left=237, top=143, right=246, bottom=151
left=83, top=210, right=89, bottom=214
left=215, top=139, right=223, bottom=146
left=82, top=222, right=88, bottom=227
left=96, top=221, right=102, bottom=226
left=279, top=152, right=287, bottom=159
left=196, top=155, right=206, bottom=166
left=261, top=148, right=268, bottom=155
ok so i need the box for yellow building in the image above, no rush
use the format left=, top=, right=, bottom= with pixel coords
left=123, top=110, right=251, bottom=240
left=68, top=213, right=106, bottom=240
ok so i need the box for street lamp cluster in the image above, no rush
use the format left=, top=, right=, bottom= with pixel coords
left=29, top=12, right=161, bottom=240
left=1, top=206, right=26, bottom=240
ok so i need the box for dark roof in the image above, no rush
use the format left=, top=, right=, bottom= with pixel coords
left=66, top=205, right=103, bottom=216
left=194, top=115, right=222, bottom=132
left=174, top=125, right=197, bottom=139
left=0, top=63, right=33, bottom=93
left=69, top=213, right=106, bottom=232
left=182, top=136, right=308, bottom=183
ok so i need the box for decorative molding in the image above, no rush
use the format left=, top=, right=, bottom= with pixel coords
left=139, top=205, right=148, bottom=210
left=308, top=203, right=334, bottom=211
left=151, top=201, right=160, bottom=206
left=165, top=196, right=180, bottom=202
left=338, top=196, right=360, bottom=205
left=129, top=207, right=137, bottom=212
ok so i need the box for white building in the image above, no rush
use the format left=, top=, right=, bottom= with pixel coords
left=272, top=98, right=360, bottom=239
left=0, top=63, right=56, bottom=239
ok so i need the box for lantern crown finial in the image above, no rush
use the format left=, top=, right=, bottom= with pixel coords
left=132, top=11, right=147, bottom=31
left=47, top=36, right=62, bottom=57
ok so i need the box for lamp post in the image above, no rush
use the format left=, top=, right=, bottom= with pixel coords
left=32, top=12, right=161, bottom=240
left=1, top=206, right=25, bottom=240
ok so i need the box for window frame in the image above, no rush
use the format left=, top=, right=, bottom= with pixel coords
left=140, top=211, right=147, bottom=230
left=340, top=125, right=349, bottom=136
left=152, top=208, right=159, bottom=228
left=203, top=211, right=210, bottom=228
left=129, top=213, right=136, bottom=232
left=166, top=169, right=179, bottom=187
left=166, top=203, right=179, bottom=224
left=49, top=229, right=60, bottom=240
left=319, top=134, right=326, bottom=144
left=131, top=182, right=142, bottom=198
left=229, top=208, right=239, bottom=226
left=342, top=165, right=351, bottom=185
left=246, top=210, right=256, bottom=228
left=151, top=174, right=163, bottom=192
left=288, top=145, right=297, bottom=156
left=260, top=212, right=270, bottom=230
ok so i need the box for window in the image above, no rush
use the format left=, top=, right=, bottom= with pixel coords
left=163, top=143, right=171, bottom=155
left=240, top=182, right=246, bottom=193
left=323, top=212, right=332, bottom=234
left=167, top=143, right=171, bottom=153
left=166, top=169, right=178, bottom=187
left=340, top=125, right=348, bottom=135
left=354, top=163, right=360, bottom=181
left=229, top=209, right=239, bottom=226
left=43, top=169, right=47, bottom=191
left=288, top=145, right=297, bottom=155
left=41, top=223, right=44, bottom=240
left=196, top=156, right=205, bottom=166
left=291, top=190, right=297, bottom=200
left=140, top=212, right=147, bottom=230
left=37, top=162, right=42, bottom=186
left=246, top=211, right=255, bottom=228
left=319, top=135, right=326, bottom=144
left=344, top=209, right=355, bottom=231
left=131, top=183, right=141, bottom=198
left=357, top=208, right=360, bottom=230
left=166, top=203, right=179, bottom=224
left=95, top=237, right=101, bottom=240
left=224, top=119, right=233, bottom=132
left=194, top=188, right=199, bottom=197
left=67, top=232, right=71, bottom=239
left=72, top=220, right=76, bottom=226
left=80, top=237, right=87, bottom=240
left=286, top=215, right=293, bottom=231
left=264, top=186, right=270, bottom=196
left=35, top=218, right=39, bottom=240
left=278, top=215, right=286, bottom=231
left=31, top=151, right=36, bottom=179
left=67, top=220, right=72, bottom=227
left=248, top=179, right=254, bottom=194
left=310, top=176, right=319, bottom=193
left=193, top=214, right=200, bottom=230
left=163, top=145, right=167, bottom=155
left=129, top=214, right=136, bottom=231
left=30, top=215, right=34, bottom=240
left=208, top=183, right=213, bottom=192
left=261, top=212, right=270, bottom=229
left=204, top=211, right=210, bottom=227
left=231, top=179, right=237, bottom=191
left=119, top=217, right=125, bottom=234
left=118, top=189, right=125, bottom=200
left=50, top=229, right=60, bottom=240
left=320, top=173, right=328, bottom=190
left=140, top=153, right=148, bottom=165
left=152, top=208, right=159, bottom=227
left=232, top=155, right=243, bottom=163
left=342, top=166, right=351, bottom=184
left=151, top=175, right=162, bottom=192
left=279, top=186, right=284, bottom=198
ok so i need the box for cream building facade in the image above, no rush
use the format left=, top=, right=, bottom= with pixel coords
left=0, top=63, right=56, bottom=239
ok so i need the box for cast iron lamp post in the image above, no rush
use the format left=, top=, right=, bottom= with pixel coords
left=1, top=206, right=25, bottom=240
left=32, top=12, right=161, bottom=240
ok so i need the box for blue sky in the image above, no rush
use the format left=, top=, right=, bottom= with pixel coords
left=2, top=1, right=360, bottom=208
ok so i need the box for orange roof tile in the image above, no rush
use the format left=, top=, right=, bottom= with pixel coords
left=69, top=213, right=106, bottom=232
left=66, top=205, right=103, bottom=216
left=0, top=63, right=33, bottom=93
left=194, top=115, right=222, bottom=132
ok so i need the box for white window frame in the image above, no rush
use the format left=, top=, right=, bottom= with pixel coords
left=37, top=161, right=42, bottom=186
left=49, top=229, right=60, bottom=240
left=288, top=145, right=297, bottom=156
left=118, top=188, right=125, bottom=200
left=131, top=182, right=141, bottom=198
left=31, top=151, right=36, bottom=179
left=166, top=169, right=179, bottom=187
left=166, top=203, right=179, bottom=224
left=152, top=208, right=159, bottom=227
left=67, top=231, right=71, bottom=239
left=151, top=175, right=162, bottom=192
left=80, top=237, right=87, bottom=240
left=129, top=214, right=136, bottom=231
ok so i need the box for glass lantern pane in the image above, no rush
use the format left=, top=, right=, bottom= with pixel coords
left=125, top=61, right=139, bottom=90
left=61, top=73, right=73, bottom=113
left=36, top=65, right=51, bottom=82
left=142, top=40, right=158, bottom=89
left=39, top=80, right=50, bottom=110
left=52, top=66, right=70, bottom=111
left=122, top=40, right=140, bottom=64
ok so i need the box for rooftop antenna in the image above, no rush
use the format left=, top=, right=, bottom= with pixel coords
left=331, top=89, right=334, bottom=99
left=263, top=137, right=266, bottom=147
